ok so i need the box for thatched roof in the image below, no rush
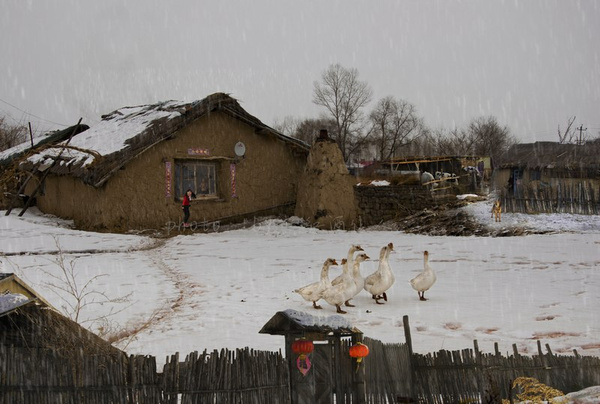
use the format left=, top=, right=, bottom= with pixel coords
left=15, top=93, right=309, bottom=188
left=496, top=141, right=600, bottom=170
left=0, top=123, right=89, bottom=167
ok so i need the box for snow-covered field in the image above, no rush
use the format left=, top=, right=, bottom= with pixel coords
left=1, top=199, right=599, bottom=369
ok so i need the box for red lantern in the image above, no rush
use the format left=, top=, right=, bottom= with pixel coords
left=292, top=339, right=314, bottom=355
left=292, top=338, right=314, bottom=376
left=349, top=342, right=369, bottom=371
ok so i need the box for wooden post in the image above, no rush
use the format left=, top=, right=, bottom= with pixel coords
left=4, top=171, right=34, bottom=215
left=287, top=334, right=316, bottom=404
left=333, top=336, right=343, bottom=403
left=473, top=340, right=485, bottom=400
left=403, top=315, right=415, bottom=400
left=351, top=332, right=366, bottom=404
left=18, top=118, right=82, bottom=217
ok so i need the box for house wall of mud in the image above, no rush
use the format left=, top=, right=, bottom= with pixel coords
left=31, top=111, right=307, bottom=231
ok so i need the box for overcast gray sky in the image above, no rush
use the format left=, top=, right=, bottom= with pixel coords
left=1, top=0, right=599, bottom=143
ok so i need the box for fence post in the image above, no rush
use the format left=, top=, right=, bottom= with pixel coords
left=473, top=340, right=485, bottom=401
left=352, top=333, right=367, bottom=404
left=403, top=315, right=415, bottom=400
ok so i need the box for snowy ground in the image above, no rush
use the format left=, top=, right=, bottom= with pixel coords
left=1, top=199, right=599, bottom=370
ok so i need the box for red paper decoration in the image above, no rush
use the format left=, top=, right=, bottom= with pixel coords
left=292, top=339, right=314, bottom=376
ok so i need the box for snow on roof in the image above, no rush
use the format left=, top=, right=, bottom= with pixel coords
left=0, top=133, right=51, bottom=161
left=0, top=292, right=31, bottom=315
left=27, top=101, right=185, bottom=168
left=282, top=308, right=354, bottom=330
left=13, top=93, right=309, bottom=188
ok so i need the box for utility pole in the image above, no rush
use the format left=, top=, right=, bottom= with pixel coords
left=576, top=125, right=587, bottom=145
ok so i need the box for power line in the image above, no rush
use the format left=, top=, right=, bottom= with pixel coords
left=0, top=97, right=68, bottom=128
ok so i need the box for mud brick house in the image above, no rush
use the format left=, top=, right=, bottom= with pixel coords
left=2, top=93, right=310, bottom=231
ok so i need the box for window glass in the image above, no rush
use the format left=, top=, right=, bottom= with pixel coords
left=174, top=160, right=217, bottom=198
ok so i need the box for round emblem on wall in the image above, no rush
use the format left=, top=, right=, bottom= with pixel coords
left=234, top=142, right=246, bottom=157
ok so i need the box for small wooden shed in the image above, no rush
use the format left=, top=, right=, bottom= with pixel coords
left=0, top=273, right=55, bottom=310
left=260, top=309, right=367, bottom=404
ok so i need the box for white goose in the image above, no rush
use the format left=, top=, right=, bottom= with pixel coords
left=364, top=242, right=394, bottom=304
left=331, top=244, right=364, bottom=286
left=294, top=258, right=338, bottom=309
left=409, top=251, right=436, bottom=301
left=347, top=251, right=370, bottom=304
left=323, top=253, right=369, bottom=314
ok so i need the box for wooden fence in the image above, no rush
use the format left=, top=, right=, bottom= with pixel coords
left=161, top=348, right=289, bottom=404
left=0, top=344, right=159, bottom=404
left=502, top=181, right=599, bottom=215
left=2, top=327, right=600, bottom=403
left=411, top=340, right=600, bottom=404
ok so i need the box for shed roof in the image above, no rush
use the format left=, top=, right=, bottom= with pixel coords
left=0, top=273, right=56, bottom=311
left=259, top=309, right=361, bottom=337
left=0, top=302, right=125, bottom=357
left=11, top=93, right=309, bottom=188
left=496, top=141, right=600, bottom=170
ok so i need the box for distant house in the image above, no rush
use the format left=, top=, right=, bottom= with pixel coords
left=2, top=93, right=310, bottom=231
left=494, top=141, right=600, bottom=193
left=493, top=141, right=600, bottom=214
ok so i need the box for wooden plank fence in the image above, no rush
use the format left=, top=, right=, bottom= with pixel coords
left=0, top=344, right=158, bottom=404
left=411, top=340, right=600, bottom=403
left=3, top=329, right=600, bottom=403
left=502, top=181, right=599, bottom=215
left=161, top=347, right=289, bottom=404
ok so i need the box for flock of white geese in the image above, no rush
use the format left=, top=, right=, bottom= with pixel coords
left=294, top=244, right=437, bottom=314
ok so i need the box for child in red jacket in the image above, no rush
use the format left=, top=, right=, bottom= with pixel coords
left=182, top=189, right=195, bottom=227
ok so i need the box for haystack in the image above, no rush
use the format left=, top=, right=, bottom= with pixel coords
left=294, top=131, right=357, bottom=229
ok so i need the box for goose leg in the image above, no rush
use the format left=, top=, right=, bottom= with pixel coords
left=336, top=305, right=347, bottom=314
left=419, top=292, right=427, bottom=301
left=371, top=295, right=377, bottom=299
left=375, top=296, right=385, bottom=305
left=344, top=300, right=355, bottom=307
left=313, top=301, right=323, bottom=309
left=382, top=292, right=388, bottom=302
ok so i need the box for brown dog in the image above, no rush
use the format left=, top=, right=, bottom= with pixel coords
left=491, top=200, right=502, bottom=222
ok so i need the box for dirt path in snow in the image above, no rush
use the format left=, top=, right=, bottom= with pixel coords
left=111, top=239, right=203, bottom=345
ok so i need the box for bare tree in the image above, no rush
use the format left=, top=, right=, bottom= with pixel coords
left=41, top=237, right=132, bottom=326
left=466, top=116, right=516, bottom=164
left=272, top=115, right=301, bottom=138
left=0, top=116, right=28, bottom=152
left=557, top=116, right=577, bottom=144
left=428, top=127, right=468, bottom=156
left=294, top=116, right=337, bottom=145
left=313, top=64, right=373, bottom=161
left=425, top=116, right=515, bottom=166
left=369, top=96, right=424, bottom=160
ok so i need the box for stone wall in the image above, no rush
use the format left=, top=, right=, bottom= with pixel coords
left=354, top=185, right=437, bottom=226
